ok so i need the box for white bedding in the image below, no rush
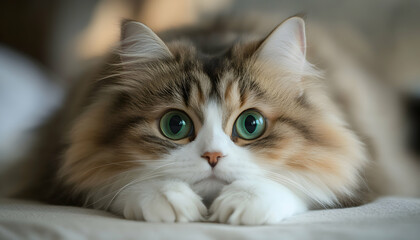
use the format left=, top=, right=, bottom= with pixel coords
left=1, top=197, right=420, bottom=240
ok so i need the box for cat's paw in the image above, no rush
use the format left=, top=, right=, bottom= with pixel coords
left=122, top=181, right=207, bottom=222
left=209, top=180, right=307, bottom=225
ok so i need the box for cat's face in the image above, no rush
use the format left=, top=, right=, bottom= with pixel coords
left=60, top=18, right=366, bottom=208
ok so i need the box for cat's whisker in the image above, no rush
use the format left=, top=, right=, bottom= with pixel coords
left=262, top=171, right=317, bottom=198
left=261, top=169, right=329, bottom=208
left=107, top=58, right=152, bottom=67
left=49, top=15, right=384, bottom=224
left=97, top=71, right=133, bottom=81
left=85, top=162, right=177, bottom=209
left=103, top=173, right=165, bottom=210
left=105, top=171, right=180, bottom=209
left=265, top=175, right=328, bottom=209
left=82, top=159, right=168, bottom=172
left=86, top=172, right=164, bottom=208
left=86, top=171, right=165, bottom=208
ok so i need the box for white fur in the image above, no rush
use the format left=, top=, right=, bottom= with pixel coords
left=98, top=18, right=319, bottom=224
left=209, top=179, right=307, bottom=225
left=105, top=101, right=310, bottom=224
left=119, top=180, right=206, bottom=222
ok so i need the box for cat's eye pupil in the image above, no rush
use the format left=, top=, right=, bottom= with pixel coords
left=159, top=110, right=193, bottom=140
left=169, top=115, right=184, bottom=134
left=244, top=115, right=257, bottom=133
left=234, top=110, right=266, bottom=140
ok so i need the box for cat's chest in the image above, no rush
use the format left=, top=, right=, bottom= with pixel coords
left=191, top=178, right=227, bottom=206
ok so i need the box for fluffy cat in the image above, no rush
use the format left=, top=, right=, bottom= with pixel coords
left=44, top=16, right=372, bottom=225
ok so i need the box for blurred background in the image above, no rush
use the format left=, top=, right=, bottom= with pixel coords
left=0, top=0, right=419, bottom=188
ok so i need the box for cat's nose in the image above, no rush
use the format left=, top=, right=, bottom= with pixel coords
left=201, top=152, right=223, bottom=168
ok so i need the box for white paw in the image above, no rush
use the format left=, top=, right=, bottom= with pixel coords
left=209, top=180, right=307, bottom=225
left=121, top=181, right=207, bottom=222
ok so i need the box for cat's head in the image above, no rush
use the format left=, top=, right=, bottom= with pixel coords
left=60, top=17, right=366, bottom=208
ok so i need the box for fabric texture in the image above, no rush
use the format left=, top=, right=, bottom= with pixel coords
left=1, top=197, right=420, bottom=240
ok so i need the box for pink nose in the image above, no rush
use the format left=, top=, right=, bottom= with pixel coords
left=201, top=152, right=223, bottom=168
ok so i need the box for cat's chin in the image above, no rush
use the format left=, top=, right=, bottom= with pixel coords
left=193, top=173, right=229, bottom=185
left=191, top=176, right=228, bottom=207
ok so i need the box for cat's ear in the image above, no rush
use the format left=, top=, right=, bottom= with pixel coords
left=256, top=16, right=307, bottom=74
left=119, top=20, right=173, bottom=64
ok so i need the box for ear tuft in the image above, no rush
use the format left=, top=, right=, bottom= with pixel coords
left=257, top=16, right=307, bottom=72
left=120, top=21, right=172, bottom=64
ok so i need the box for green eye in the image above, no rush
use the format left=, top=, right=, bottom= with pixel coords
left=160, top=110, right=193, bottom=140
left=234, top=110, right=266, bottom=140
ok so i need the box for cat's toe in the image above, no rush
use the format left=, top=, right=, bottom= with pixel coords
left=210, top=195, right=285, bottom=225
left=123, top=181, right=207, bottom=222
left=162, top=182, right=208, bottom=222
left=209, top=180, right=307, bottom=225
left=209, top=191, right=275, bottom=225
left=123, top=193, right=176, bottom=222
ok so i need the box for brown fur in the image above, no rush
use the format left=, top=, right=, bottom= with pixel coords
left=53, top=21, right=367, bottom=209
left=7, top=17, right=389, bottom=214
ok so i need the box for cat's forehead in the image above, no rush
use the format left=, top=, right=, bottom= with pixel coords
left=168, top=42, right=265, bottom=99
left=166, top=46, right=271, bottom=121
left=113, top=40, right=302, bottom=125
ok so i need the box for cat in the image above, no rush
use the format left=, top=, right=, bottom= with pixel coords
left=17, top=15, right=418, bottom=225
left=40, top=16, right=369, bottom=225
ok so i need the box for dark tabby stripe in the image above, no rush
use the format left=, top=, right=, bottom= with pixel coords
left=277, top=116, right=314, bottom=141
left=136, top=135, right=179, bottom=153
left=296, top=93, right=311, bottom=109
left=102, top=116, right=146, bottom=144
left=179, top=78, right=192, bottom=106
left=243, top=133, right=282, bottom=148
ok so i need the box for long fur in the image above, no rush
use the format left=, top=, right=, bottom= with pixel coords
left=46, top=17, right=378, bottom=224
